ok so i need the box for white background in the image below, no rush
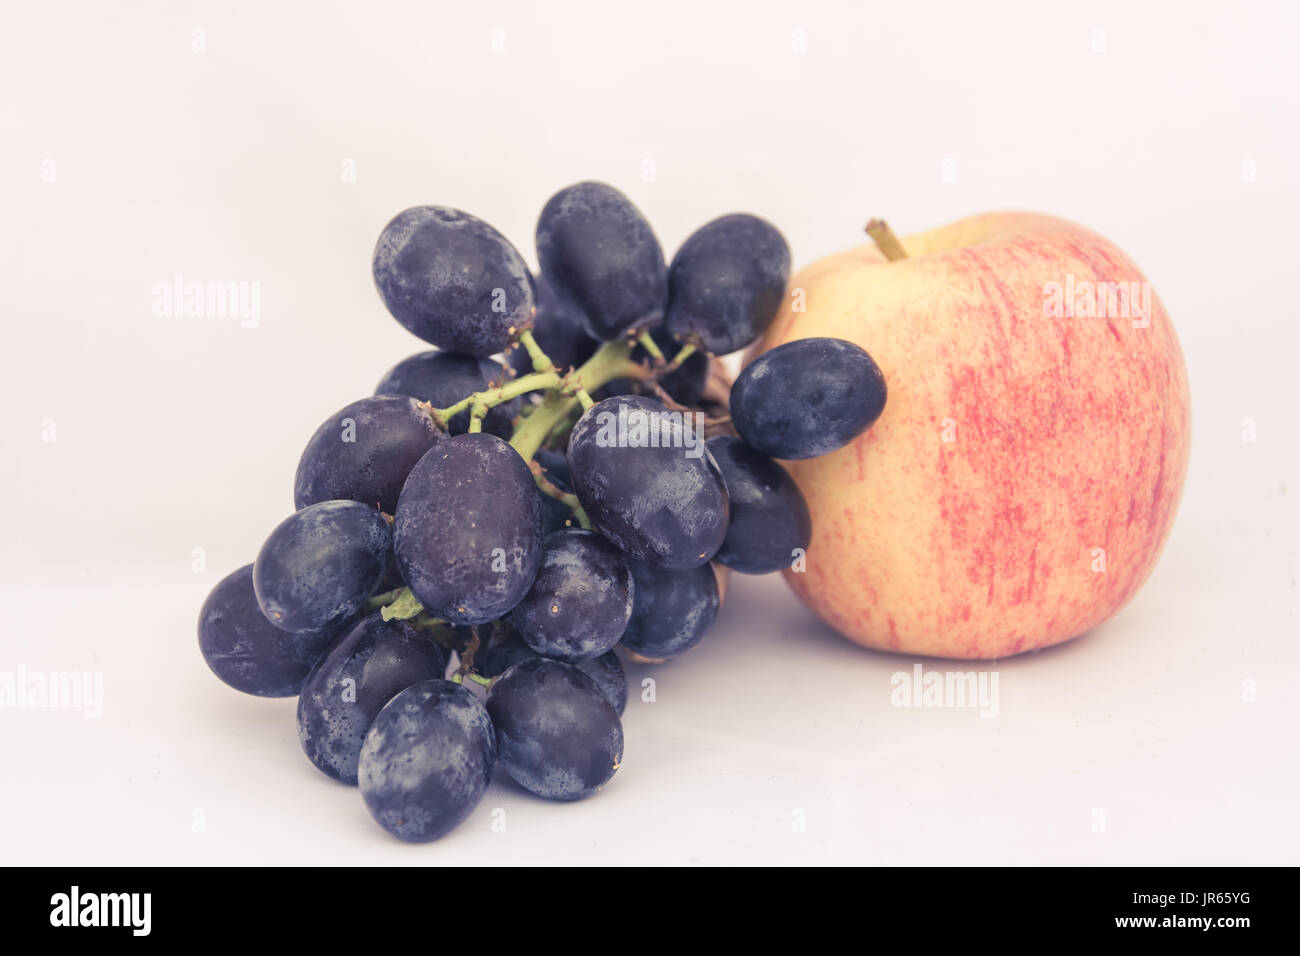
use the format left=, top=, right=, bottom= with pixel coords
left=2, top=1, right=1297, bottom=865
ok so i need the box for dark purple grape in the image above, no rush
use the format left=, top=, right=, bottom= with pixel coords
left=621, top=559, right=719, bottom=659
left=375, top=350, right=519, bottom=438
left=373, top=206, right=533, bottom=357
left=731, top=337, right=887, bottom=460
left=477, top=621, right=538, bottom=678
left=358, top=679, right=496, bottom=841
left=535, top=447, right=572, bottom=489
left=394, top=433, right=543, bottom=625
left=254, top=501, right=392, bottom=633
left=375, top=557, right=407, bottom=593
left=442, top=623, right=480, bottom=657
left=296, top=614, right=450, bottom=784
left=293, top=395, right=443, bottom=514
left=507, top=273, right=598, bottom=377
left=486, top=658, right=622, bottom=801
left=666, top=214, right=790, bottom=355
left=537, top=493, right=577, bottom=536
left=512, top=529, right=633, bottom=662
left=566, top=395, right=728, bottom=569
left=579, top=650, right=628, bottom=715
left=477, top=625, right=626, bottom=714
left=536, top=182, right=666, bottom=340
left=197, top=564, right=343, bottom=697
left=706, top=436, right=812, bottom=574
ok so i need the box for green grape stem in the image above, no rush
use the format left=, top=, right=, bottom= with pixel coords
left=455, top=627, right=481, bottom=678
left=436, top=369, right=562, bottom=424
left=379, top=588, right=424, bottom=621
left=508, top=339, right=640, bottom=460
left=518, top=329, right=556, bottom=373
left=376, top=333, right=695, bottom=626
left=530, top=460, right=591, bottom=530
left=662, top=342, right=697, bottom=374
left=637, top=330, right=665, bottom=363
left=468, top=400, right=489, bottom=433
left=366, top=587, right=404, bottom=611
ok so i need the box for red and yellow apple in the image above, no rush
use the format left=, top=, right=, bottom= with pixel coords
left=750, top=212, right=1190, bottom=659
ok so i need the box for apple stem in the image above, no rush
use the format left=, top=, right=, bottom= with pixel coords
left=865, top=219, right=908, bottom=261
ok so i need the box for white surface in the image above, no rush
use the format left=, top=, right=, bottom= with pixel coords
left=1, top=0, right=1297, bottom=865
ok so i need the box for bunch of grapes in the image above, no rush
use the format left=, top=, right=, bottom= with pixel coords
left=198, top=181, right=888, bottom=842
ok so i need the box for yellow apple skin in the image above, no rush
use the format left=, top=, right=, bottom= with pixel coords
left=750, top=213, right=1190, bottom=659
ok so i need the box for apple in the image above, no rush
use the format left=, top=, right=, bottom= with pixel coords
left=749, top=212, right=1190, bottom=659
